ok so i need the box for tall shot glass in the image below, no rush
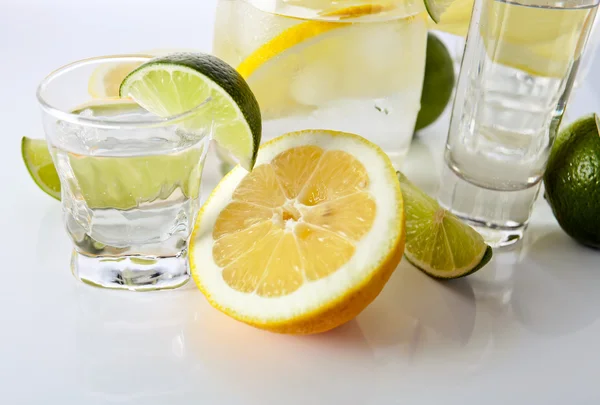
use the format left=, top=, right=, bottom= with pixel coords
left=37, top=55, right=212, bottom=291
left=438, top=0, right=599, bottom=247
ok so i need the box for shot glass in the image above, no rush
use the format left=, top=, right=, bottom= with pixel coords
left=438, top=0, right=598, bottom=247
left=37, top=55, right=212, bottom=291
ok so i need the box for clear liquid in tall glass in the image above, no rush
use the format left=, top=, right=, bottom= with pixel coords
left=439, top=0, right=598, bottom=246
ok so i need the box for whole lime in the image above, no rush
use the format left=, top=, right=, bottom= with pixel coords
left=415, top=32, right=455, bottom=131
left=544, top=114, right=600, bottom=249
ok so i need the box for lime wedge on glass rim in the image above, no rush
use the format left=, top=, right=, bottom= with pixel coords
left=119, top=52, right=262, bottom=171
left=398, top=172, right=492, bottom=279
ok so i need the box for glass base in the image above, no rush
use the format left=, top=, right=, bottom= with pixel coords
left=457, top=216, right=526, bottom=248
left=437, top=164, right=541, bottom=248
left=71, top=250, right=190, bottom=291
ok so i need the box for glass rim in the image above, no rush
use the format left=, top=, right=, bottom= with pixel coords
left=36, top=54, right=212, bottom=129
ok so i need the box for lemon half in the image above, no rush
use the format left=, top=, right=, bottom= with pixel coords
left=190, top=130, right=405, bottom=334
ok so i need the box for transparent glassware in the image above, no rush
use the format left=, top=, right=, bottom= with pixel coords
left=212, top=0, right=427, bottom=168
left=36, top=55, right=212, bottom=291
left=438, top=0, right=598, bottom=247
left=574, top=12, right=600, bottom=90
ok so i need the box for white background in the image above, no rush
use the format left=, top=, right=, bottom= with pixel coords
left=2, top=1, right=600, bottom=404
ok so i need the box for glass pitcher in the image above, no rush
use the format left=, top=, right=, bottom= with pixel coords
left=212, top=0, right=428, bottom=168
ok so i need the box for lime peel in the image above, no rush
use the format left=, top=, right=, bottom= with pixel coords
left=22, top=137, right=61, bottom=201
left=397, top=171, right=492, bottom=279
left=119, top=52, right=261, bottom=171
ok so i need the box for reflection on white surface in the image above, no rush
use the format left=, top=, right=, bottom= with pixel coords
left=75, top=289, right=193, bottom=402
left=513, top=226, right=600, bottom=336
left=185, top=307, right=376, bottom=404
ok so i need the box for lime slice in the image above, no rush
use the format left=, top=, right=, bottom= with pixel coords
left=22, top=137, right=61, bottom=200
left=66, top=146, right=205, bottom=210
left=119, top=53, right=261, bottom=171
left=23, top=140, right=205, bottom=209
left=423, top=0, right=455, bottom=23
left=398, top=172, right=492, bottom=279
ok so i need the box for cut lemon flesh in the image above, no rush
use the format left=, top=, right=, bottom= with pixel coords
left=190, top=130, right=405, bottom=334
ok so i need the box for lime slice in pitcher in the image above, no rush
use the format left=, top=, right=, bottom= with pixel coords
left=119, top=52, right=262, bottom=170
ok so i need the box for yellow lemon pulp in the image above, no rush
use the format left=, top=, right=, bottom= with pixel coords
left=190, top=130, right=404, bottom=334
left=212, top=145, right=376, bottom=298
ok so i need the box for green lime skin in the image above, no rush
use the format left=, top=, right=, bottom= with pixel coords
left=405, top=245, right=493, bottom=280
left=415, top=32, right=455, bottom=131
left=544, top=114, right=600, bottom=249
left=120, top=52, right=262, bottom=170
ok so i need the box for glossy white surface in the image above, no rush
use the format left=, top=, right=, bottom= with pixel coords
left=2, top=1, right=600, bottom=403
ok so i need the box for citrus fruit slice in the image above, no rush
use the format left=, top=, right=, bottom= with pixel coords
left=87, top=49, right=200, bottom=99
left=397, top=172, right=492, bottom=279
left=119, top=53, right=261, bottom=170
left=224, top=4, right=426, bottom=120
left=22, top=137, right=61, bottom=200
left=88, top=61, right=146, bottom=98
left=62, top=142, right=205, bottom=210
left=190, top=130, right=405, bottom=334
